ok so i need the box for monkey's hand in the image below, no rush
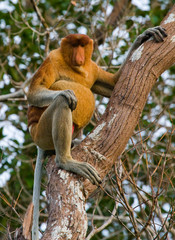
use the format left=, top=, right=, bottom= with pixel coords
left=130, top=26, right=167, bottom=53
left=56, top=157, right=102, bottom=186
left=59, top=90, right=77, bottom=111
left=115, top=26, right=167, bottom=82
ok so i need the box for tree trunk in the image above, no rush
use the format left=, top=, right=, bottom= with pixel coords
left=42, top=157, right=87, bottom=240
left=42, top=6, right=175, bottom=240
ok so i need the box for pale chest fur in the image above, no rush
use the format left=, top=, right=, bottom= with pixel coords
left=58, top=65, right=96, bottom=88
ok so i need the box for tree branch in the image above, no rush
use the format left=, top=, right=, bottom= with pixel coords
left=95, top=0, right=131, bottom=45
left=41, top=158, right=88, bottom=240
left=30, top=0, right=50, bottom=56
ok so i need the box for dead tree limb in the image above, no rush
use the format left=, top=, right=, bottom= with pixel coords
left=95, top=0, right=131, bottom=45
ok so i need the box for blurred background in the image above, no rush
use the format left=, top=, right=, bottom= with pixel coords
left=0, top=0, right=175, bottom=239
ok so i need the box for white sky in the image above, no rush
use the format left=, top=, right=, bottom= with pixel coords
left=132, top=0, right=150, bottom=11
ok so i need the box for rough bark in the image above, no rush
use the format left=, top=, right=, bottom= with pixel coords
left=42, top=158, right=87, bottom=240
left=42, top=6, right=175, bottom=240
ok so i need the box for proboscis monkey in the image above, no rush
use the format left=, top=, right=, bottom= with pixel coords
left=27, top=27, right=167, bottom=240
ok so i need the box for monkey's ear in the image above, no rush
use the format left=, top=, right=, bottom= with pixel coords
left=60, top=38, right=71, bottom=57
left=60, top=37, right=68, bottom=46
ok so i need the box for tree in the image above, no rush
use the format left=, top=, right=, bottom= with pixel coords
left=0, top=1, right=175, bottom=240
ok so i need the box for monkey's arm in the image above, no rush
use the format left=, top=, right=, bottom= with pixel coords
left=27, top=57, right=59, bottom=107
left=92, top=26, right=167, bottom=97
left=115, top=26, right=167, bottom=82
left=28, top=87, right=62, bottom=107
left=91, top=67, right=115, bottom=97
left=127, top=26, right=167, bottom=59
left=91, top=80, right=114, bottom=98
left=27, top=56, right=77, bottom=108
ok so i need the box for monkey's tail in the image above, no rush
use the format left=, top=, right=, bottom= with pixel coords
left=32, top=147, right=44, bottom=240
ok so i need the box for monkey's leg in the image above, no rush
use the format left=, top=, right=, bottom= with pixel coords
left=32, top=147, right=45, bottom=240
left=52, top=94, right=102, bottom=185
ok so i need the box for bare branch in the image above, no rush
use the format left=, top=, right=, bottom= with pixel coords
left=95, top=0, right=131, bottom=45
left=0, top=89, right=24, bottom=101
left=30, top=0, right=50, bottom=56
left=86, top=200, right=118, bottom=240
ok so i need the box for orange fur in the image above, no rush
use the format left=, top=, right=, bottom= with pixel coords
left=27, top=34, right=115, bottom=141
left=27, top=106, right=46, bottom=127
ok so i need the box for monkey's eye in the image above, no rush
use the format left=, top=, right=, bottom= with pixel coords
left=72, top=43, right=79, bottom=47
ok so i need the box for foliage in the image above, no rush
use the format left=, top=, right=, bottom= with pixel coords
left=0, top=0, right=174, bottom=239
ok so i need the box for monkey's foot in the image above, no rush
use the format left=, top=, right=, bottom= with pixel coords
left=55, top=157, right=102, bottom=186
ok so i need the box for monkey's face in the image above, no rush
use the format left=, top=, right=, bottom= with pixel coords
left=61, top=34, right=93, bottom=67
